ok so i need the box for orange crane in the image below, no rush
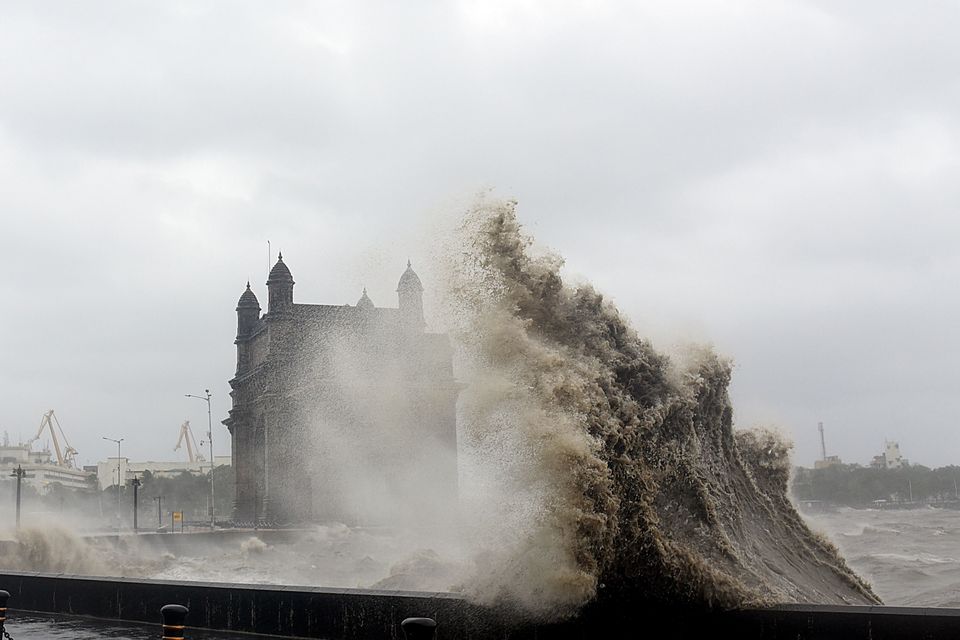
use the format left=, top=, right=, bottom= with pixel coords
left=174, top=420, right=206, bottom=463
left=27, top=410, right=79, bottom=468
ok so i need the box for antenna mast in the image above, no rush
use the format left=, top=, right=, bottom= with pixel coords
left=818, top=421, right=827, bottom=461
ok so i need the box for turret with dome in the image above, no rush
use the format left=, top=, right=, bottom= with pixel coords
left=356, top=287, right=375, bottom=311
left=397, top=260, right=425, bottom=331
left=236, top=282, right=261, bottom=337
left=266, top=252, right=295, bottom=313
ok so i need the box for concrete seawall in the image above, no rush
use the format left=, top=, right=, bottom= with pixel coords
left=0, top=572, right=485, bottom=639
left=1, top=571, right=959, bottom=639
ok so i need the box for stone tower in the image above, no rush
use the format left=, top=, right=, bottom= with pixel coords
left=397, top=260, right=425, bottom=332
left=266, top=252, right=294, bottom=313
left=224, top=256, right=459, bottom=525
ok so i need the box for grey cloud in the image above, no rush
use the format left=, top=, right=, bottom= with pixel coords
left=1, top=1, right=959, bottom=469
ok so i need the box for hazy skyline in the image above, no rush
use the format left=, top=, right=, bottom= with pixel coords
left=2, top=1, right=959, bottom=468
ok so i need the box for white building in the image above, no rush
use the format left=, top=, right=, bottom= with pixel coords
left=884, top=441, right=906, bottom=469
left=97, top=455, right=232, bottom=490
left=0, top=444, right=94, bottom=493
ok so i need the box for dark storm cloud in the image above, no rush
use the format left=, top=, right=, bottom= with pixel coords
left=1, top=0, right=958, bottom=467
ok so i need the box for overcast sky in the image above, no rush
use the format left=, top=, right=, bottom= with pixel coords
left=1, top=1, right=958, bottom=468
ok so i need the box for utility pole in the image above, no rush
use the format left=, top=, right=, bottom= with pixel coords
left=11, top=465, right=25, bottom=529
left=186, top=389, right=215, bottom=529
left=132, top=475, right=141, bottom=533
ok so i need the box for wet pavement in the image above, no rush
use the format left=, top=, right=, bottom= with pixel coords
left=2, top=611, right=285, bottom=639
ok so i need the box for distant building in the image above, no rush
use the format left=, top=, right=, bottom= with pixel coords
left=814, top=455, right=843, bottom=469
left=0, top=444, right=93, bottom=493
left=224, top=255, right=459, bottom=524
left=869, top=441, right=907, bottom=469
left=884, top=441, right=906, bottom=469
left=96, top=455, right=232, bottom=490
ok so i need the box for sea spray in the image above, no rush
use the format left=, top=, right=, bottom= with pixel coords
left=2, top=526, right=110, bottom=575
left=442, top=196, right=878, bottom=617
left=0, top=526, right=180, bottom=577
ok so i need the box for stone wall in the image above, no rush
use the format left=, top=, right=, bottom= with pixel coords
left=3, top=571, right=960, bottom=639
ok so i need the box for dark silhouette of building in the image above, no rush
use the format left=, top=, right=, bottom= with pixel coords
left=224, top=255, right=459, bottom=524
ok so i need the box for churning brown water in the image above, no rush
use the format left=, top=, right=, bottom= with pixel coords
left=435, top=197, right=877, bottom=616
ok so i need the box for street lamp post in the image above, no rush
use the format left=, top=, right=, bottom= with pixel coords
left=102, top=436, right=123, bottom=535
left=131, top=475, right=141, bottom=533
left=186, top=389, right=215, bottom=529
left=11, top=465, right=25, bottom=529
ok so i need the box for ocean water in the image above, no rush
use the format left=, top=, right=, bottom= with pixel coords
left=802, top=506, right=960, bottom=607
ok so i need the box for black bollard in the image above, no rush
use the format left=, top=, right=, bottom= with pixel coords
left=0, top=589, right=9, bottom=635
left=401, top=617, right=437, bottom=640
left=160, top=604, right=188, bottom=640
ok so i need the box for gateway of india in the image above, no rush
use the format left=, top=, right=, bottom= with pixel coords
left=224, top=254, right=460, bottom=524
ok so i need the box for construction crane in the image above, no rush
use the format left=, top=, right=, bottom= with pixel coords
left=174, top=420, right=205, bottom=463
left=27, top=410, right=79, bottom=468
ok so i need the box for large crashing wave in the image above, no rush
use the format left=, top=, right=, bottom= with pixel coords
left=444, top=197, right=878, bottom=618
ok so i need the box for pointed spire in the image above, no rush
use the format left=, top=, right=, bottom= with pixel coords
left=407, top=259, right=412, bottom=268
